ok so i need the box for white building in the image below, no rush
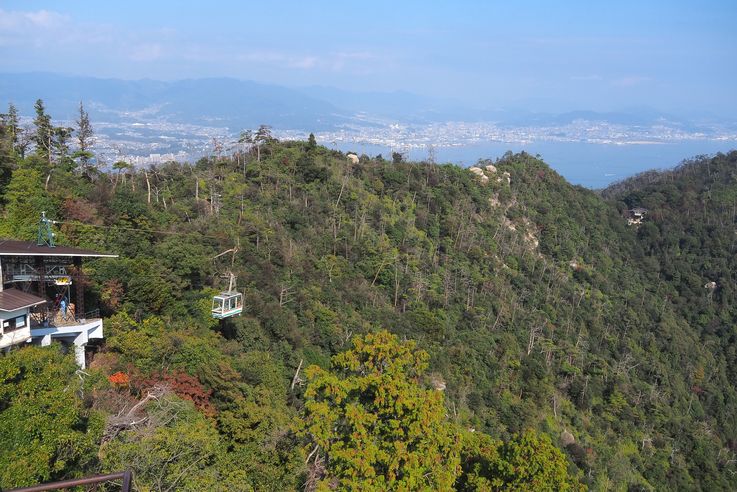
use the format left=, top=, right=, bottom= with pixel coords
left=0, top=289, right=46, bottom=349
left=0, top=239, right=117, bottom=368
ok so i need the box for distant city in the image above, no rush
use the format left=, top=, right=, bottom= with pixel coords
left=3, top=73, right=736, bottom=186
left=31, top=115, right=737, bottom=169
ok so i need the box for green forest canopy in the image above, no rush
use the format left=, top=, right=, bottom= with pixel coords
left=1, top=103, right=736, bottom=490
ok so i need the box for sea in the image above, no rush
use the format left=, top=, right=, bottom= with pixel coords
left=337, top=140, right=737, bottom=190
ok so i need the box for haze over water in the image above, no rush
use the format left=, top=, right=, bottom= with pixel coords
left=2, top=1, right=736, bottom=189
left=342, top=141, right=736, bottom=189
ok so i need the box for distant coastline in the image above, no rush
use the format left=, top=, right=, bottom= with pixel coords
left=334, top=140, right=737, bottom=189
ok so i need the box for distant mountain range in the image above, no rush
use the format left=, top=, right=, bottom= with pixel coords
left=0, top=72, right=718, bottom=132
left=0, top=73, right=347, bottom=129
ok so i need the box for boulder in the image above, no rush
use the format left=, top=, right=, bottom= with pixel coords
left=561, top=429, right=576, bottom=446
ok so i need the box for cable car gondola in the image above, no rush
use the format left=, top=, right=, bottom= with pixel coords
left=211, top=292, right=243, bottom=319
left=211, top=271, right=243, bottom=319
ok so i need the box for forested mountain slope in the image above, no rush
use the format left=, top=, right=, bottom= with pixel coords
left=1, top=107, right=736, bottom=490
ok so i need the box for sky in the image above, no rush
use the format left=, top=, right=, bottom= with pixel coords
left=1, top=0, right=736, bottom=116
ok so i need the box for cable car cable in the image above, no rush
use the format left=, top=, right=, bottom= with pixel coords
left=55, top=220, right=231, bottom=240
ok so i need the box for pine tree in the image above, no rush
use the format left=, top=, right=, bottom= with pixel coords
left=74, top=101, right=94, bottom=169
left=2, top=103, right=19, bottom=151
left=0, top=108, right=15, bottom=194
left=254, top=124, right=273, bottom=162
left=32, top=99, right=53, bottom=165
left=53, top=125, right=74, bottom=171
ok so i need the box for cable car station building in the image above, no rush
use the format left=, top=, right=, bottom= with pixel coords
left=0, top=239, right=117, bottom=368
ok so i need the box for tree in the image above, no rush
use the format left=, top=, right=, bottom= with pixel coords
left=0, top=166, right=56, bottom=240
left=0, top=107, right=16, bottom=193
left=457, top=430, right=585, bottom=491
left=254, top=125, right=274, bottom=162
left=15, top=124, right=33, bottom=159
left=1, top=103, right=19, bottom=151
left=307, top=132, right=317, bottom=150
left=237, top=129, right=253, bottom=175
left=488, top=431, right=584, bottom=491
left=456, top=430, right=503, bottom=491
left=74, top=101, right=95, bottom=172
left=299, top=330, right=461, bottom=491
left=100, top=391, right=227, bottom=491
left=0, top=346, right=102, bottom=489
left=0, top=104, right=27, bottom=162
left=112, top=160, right=132, bottom=187
left=32, top=99, right=53, bottom=165
left=53, top=125, right=74, bottom=172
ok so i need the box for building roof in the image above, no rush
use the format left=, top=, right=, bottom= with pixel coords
left=0, top=289, right=47, bottom=312
left=0, top=240, right=117, bottom=258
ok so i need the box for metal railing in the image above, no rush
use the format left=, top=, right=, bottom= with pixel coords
left=30, top=307, right=101, bottom=328
left=8, top=470, right=132, bottom=492
left=81, top=308, right=100, bottom=320
left=2, top=263, right=71, bottom=283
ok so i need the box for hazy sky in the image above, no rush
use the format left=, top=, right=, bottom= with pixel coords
left=1, top=1, right=735, bottom=115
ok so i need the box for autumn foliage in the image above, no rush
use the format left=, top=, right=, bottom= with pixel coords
left=133, top=371, right=215, bottom=417
left=108, top=371, right=130, bottom=386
